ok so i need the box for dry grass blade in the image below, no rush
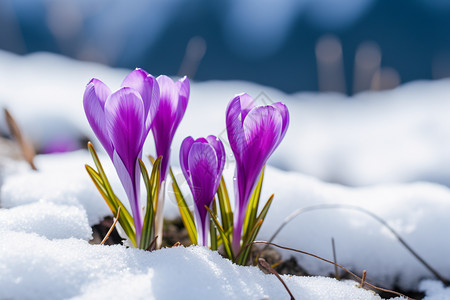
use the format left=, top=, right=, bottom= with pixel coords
left=331, top=238, right=340, bottom=280
left=258, top=258, right=295, bottom=300
left=146, top=235, right=159, bottom=252
left=251, top=241, right=414, bottom=300
left=4, top=108, right=37, bottom=170
left=100, top=206, right=121, bottom=245
left=359, top=270, right=367, bottom=288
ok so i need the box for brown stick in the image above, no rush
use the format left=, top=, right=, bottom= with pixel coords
left=146, top=235, right=159, bottom=252
left=359, top=270, right=367, bottom=288
left=4, top=108, right=37, bottom=170
left=100, top=206, right=121, bottom=245
left=331, top=238, right=340, bottom=280
left=258, top=258, right=295, bottom=300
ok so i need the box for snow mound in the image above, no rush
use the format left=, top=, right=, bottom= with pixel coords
left=0, top=201, right=91, bottom=240
left=0, top=230, right=386, bottom=300
left=257, top=167, right=450, bottom=290
left=1, top=151, right=115, bottom=226
left=420, top=280, right=450, bottom=300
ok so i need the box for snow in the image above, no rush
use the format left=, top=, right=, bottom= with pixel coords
left=0, top=50, right=449, bottom=298
left=0, top=230, right=386, bottom=300
left=420, top=280, right=450, bottom=300
left=0, top=201, right=91, bottom=240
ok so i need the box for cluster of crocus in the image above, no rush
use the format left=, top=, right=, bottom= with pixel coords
left=84, top=69, right=188, bottom=248
left=174, top=92, right=289, bottom=264
left=83, top=67, right=289, bottom=264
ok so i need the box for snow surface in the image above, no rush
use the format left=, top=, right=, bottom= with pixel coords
left=1, top=50, right=450, bottom=298
left=0, top=230, right=388, bottom=300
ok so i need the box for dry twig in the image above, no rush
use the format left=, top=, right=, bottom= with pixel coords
left=258, top=258, right=295, bottom=300
left=4, top=108, right=37, bottom=170
left=100, top=206, right=121, bottom=245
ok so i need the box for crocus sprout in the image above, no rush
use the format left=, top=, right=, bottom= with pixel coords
left=226, top=93, right=289, bottom=254
left=180, top=135, right=225, bottom=246
left=84, top=69, right=160, bottom=247
left=151, top=75, right=190, bottom=247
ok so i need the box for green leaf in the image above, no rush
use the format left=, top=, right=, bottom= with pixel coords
left=151, top=156, right=162, bottom=216
left=170, top=168, right=197, bottom=245
left=205, top=205, right=234, bottom=261
left=85, top=165, right=110, bottom=208
left=236, top=194, right=274, bottom=265
left=210, top=200, right=218, bottom=251
left=138, top=157, right=162, bottom=250
left=85, top=164, right=137, bottom=247
left=147, top=155, right=156, bottom=165
left=217, top=176, right=233, bottom=239
left=88, top=143, right=116, bottom=201
left=236, top=219, right=262, bottom=265
left=243, top=166, right=265, bottom=242
left=86, top=143, right=137, bottom=247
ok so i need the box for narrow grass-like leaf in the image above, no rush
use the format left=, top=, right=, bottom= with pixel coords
left=87, top=142, right=137, bottom=246
left=151, top=157, right=162, bottom=215
left=217, top=177, right=233, bottom=238
left=138, top=157, right=161, bottom=250
left=243, top=166, right=265, bottom=241
left=205, top=205, right=234, bottom=261
left=170, top=168, right=197, bottom=244
left=88, top=143, right=115, bottom=199
left=236, top=219, right=263, bottom=265
left=86, top=165, right=110, bottom=208
left=86, top=164, right=137, bottom=247
left=236, top=194, right=274, bottom=265
left=210, top=200, right=218, bottom=250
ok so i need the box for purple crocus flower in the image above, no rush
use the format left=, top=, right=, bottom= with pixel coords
left=226, top=93, right=289, bottom=253
left=180, top=135, right=225, bottom=246
left=152, top=75, right=190, bottom=182
left=83, top=68, right=159, bottom=243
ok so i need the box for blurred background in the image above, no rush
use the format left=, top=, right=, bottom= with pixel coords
left=2, top=0, right=450, bottom=95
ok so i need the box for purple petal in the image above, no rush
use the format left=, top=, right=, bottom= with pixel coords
left=143, top=75, right=160, bottom=133
left=271, top=102, right=290, bottom=146
left=174, top=76, right=190, bottom=129
left=83, top=79, right=113, bottom=157
left=179, top=136, right=195, bottom=185
left=105, top=87, right=145, bottom=177
left=121, top=69, right=160, bottom=134
left=237, top=93, right=256, bottom=122
left=188, top=142, right=218, bottom=224
left=241, top=106, right=282, bottom=201
left=156, top=75, right=178, bottom=124
left=121, top=68, right=149, bottom=89
left=153, top=75, right=182, bottom=180
left=226, top=95, right=246, bottom=162
left=193, top=203, right=210, bottom=247
left=206, top=135, right=226, bottom=188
